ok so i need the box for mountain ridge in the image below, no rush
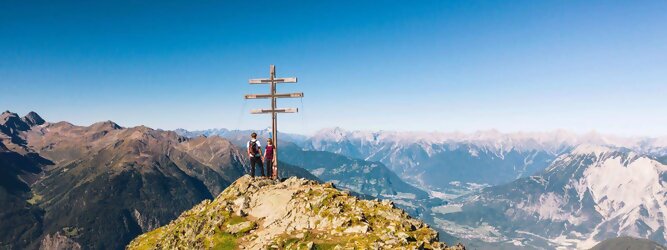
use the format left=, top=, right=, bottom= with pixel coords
left=127, top=175, right=465, bottom=249
left=0, top=111, right=317, bottom=249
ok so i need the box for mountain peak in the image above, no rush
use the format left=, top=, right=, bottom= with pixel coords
left=0, top=110, right=19, bottom=121
left=571, top=144, right=614, bottom=156
left=90, top=120, right=122, bottom=130
left=128, top=175, right=463, bottom=249
left=319, top=127, right=347, bottom=134
left=0, top=110, right=30, bottom=132
left=22, top=111, right=45, bottom=126
left=314, top=127, right=350, bottom=141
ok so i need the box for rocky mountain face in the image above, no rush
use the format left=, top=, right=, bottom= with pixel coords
left=0, top=111, right=315, bottom=249
left=435, top=145, right=667, bottom=249
left=128, top=175, right=465, bottom=249
left=589, top=236, right=667, bottom=250
left=0, top=111, right=50, bottom=249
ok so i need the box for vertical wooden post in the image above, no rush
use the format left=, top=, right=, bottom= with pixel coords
left=270, top=65, right=279, bottom=179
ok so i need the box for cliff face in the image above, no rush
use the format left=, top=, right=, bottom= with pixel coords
left=128, top=176, right=465, bottom=249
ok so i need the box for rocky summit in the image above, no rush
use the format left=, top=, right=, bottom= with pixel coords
left=127, top=175, right=464, bottom=250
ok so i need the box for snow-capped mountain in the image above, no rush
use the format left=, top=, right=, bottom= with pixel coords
left=174, top=128, right=308, bottom=146
left=303, top=128, right=667, bottom=191
left=436, top=145, right=667, bottom=249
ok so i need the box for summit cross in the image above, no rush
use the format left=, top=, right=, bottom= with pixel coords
left=244, top=65, right=303, bottom=179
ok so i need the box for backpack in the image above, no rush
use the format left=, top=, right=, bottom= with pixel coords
left=249, top=140, right=259, bottom=156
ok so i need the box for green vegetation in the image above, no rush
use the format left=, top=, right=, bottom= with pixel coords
left=281, top=238, right=331, bottom=249
left=129, top=227, right=165, bottom=250
left=236, top=222, right=255, bottom=235
left=273, top=231, right=352, bottom=249
left=26, top=192, right=43, bottom=205
left=62, top=227, right=80, bottom=237
left=226, top=215, right=246, bottom=226
left=282, top=237, right=301, bottom=248
left=223, top=215, right=255, bottom=236
left=314, top=242, right=339, bottom=250
left=211, top=229, right=236, bottom=250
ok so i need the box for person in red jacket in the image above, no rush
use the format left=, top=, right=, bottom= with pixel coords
left=264, top=138, right=276, bottom=179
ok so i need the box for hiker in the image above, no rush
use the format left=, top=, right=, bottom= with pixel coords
left=247, top=132, right=264, bottom=177
left=264, top=138, right=276, bottom=179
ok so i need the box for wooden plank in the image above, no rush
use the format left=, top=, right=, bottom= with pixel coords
left=250, top=108, right=298, bottom=114
left=244, top=92, right=304, bottom=99
left=248, top=77, right=298, bottom=84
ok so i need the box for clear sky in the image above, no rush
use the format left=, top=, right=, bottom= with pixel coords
left=1, top=0, right=666, bottom=136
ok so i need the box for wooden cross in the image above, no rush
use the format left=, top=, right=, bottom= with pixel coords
left=244, top=65, right=303, bottom=179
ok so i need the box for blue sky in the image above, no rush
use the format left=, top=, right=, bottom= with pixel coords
left=1, top=0, right=666, bottom=136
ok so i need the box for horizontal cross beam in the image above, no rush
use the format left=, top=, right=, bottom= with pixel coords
left=250, top=108, right=298, bottom=114
left=248, top=77, right=297, bottom=84
left=245, top=92, right=304, bottom=99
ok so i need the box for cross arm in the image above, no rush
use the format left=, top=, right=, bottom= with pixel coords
left=245, top=92, right=304, bottom=99
left=250, top=108, right=298, bottom=114
left=248, top=77, right=298, bottom=84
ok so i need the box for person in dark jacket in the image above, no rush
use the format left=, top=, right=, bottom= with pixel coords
left=246, top=132, right=264, bottom=177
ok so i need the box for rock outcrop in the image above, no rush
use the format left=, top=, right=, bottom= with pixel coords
left=23, top=111, right=46, bottom=127
left=40, top=232, right=82, bottom=250
left=127, top=175, right=465, bottom=249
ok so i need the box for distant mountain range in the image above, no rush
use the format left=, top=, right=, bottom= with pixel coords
left=184, top=127, right=667, bottom=193
left=436, top=145, right=667, bottom=249
left=304, top=128, right=667, bottom=190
